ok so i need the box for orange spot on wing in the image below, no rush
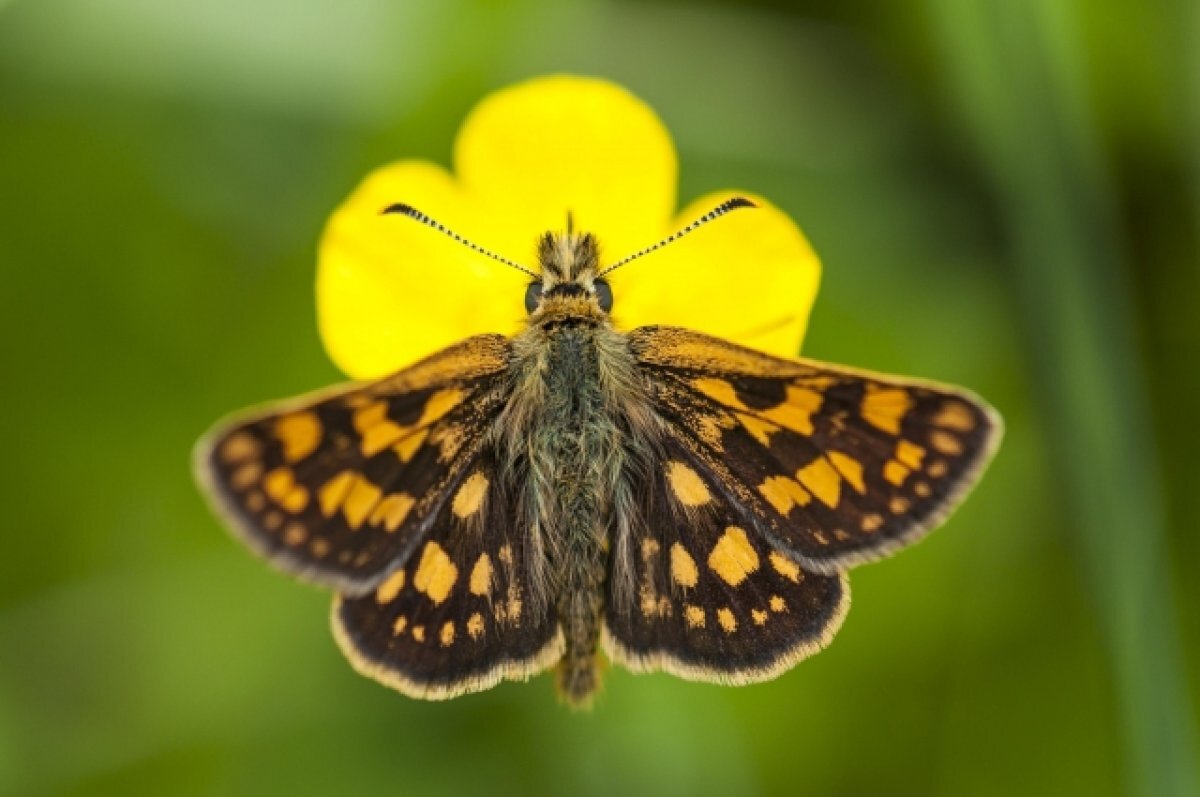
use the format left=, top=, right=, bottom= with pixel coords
left=758, top=475, right=811, bottom=515
left=452, top=471, right=489, bottom=518
left=670, top=543, right=699, bottom=588
left=667, top=461, right=711, bottom=506
left=393, top=427, right=429, bottom=463
left=796, top=457, right=842, bottom=508
left=375, top=569, right=407, bottom=603
left=768, top=551, right=802, bottom=583
left=219, top=432, right=260, bottom=463
left=691, top=377, right=743, bottom=408
left=828, top=451, right=865, bottom=494
left=708, top=527, right=760, bottom=586
left=467, top=612, right=485, bottom=639
left=342, top=476, right=383, bottom=529
left=469, top=553, right=493, bottom=596
left=736, top=412, right=779, bottom=446
left=896, top=440, right=926, bottom=469
left=930, top=430, right=964, bottom=455
left=717, top=607, right=737, bottom=633
left=263, top=467, right=309, bottom=513
left=318, top=470, right=356, bottom=517
left=419, top=388, right=465, bottom=426
left=884, top=460, right=910, bottom=486
left=861, top=384, right=913, bottom=435
left=369, top=493, right=415, bottom=532
left=934, top=401, right=976, bottom=432
left=275, top=411, right=322, bottom=462
left=413, top=542, right=457, bottom=604
left=759, top=385, right=823, bottom=436
left=230, top=462, right=263, bottom=491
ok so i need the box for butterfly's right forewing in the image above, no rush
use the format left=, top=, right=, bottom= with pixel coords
left=195, top=335, right=512, bottom=595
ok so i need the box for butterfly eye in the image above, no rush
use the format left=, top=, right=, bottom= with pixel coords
left=525, top=282, right=544, bottom=314
left=594, top=279, right=613, bottom=312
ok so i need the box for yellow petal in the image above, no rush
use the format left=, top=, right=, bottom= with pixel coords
left=318, top=75, right=679, bottom=378
left=317, top=161, right=528, bottom=378
left=455, top=75, right=677, bottom=266
left=611, top=192, right=821, bottom=357
left=317, top=76, right=818, bottom=378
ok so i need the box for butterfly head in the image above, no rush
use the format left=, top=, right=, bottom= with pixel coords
left=524, top=230, right=612, bottom=321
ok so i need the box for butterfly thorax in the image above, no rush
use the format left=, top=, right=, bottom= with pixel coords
left=491, top=230, right=661, bottom=705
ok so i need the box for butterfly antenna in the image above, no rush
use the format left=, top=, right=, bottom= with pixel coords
left=381, top=203, right=540, bottom=279
left=596, top=196, right=757, bottom=278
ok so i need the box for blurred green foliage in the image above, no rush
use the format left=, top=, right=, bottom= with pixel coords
left=1, top=0, right=1196, bottom=795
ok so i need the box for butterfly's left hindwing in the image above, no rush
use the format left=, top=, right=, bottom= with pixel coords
left=602, top=436, right=849, bottom=683
left=195, top=335, right=512, bottom=595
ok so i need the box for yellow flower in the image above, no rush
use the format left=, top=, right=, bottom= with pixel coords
left=318, top=75, right=821, bottom=379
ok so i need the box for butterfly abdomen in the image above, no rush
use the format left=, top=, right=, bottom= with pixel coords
left=498, top=319, right=658, bottom=706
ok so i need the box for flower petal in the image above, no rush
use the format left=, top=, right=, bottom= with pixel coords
left=610, top=192, right=821, bottom=357
left=317, top=77, right=818, bottom=379
left=318, top=76, right=681, bottom=378
left=318, top=161, right=528, bottom=379
left=455, top=75, right=677, bottom=265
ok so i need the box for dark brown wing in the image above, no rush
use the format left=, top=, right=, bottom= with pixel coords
left=333, top=456, right=563, bottom=699
left=602, top=435, right=848, bottom=683
left=194, top=335, right=512, bottom=595
left=629, top=326, right=1001, bottom=573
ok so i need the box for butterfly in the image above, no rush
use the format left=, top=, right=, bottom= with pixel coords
left=195, top=197, right=1001, bottom=707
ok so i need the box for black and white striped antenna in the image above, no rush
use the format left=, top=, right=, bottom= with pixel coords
left=596, top=196, right=757, bottom=278
left=381, top=203, right=540, bottom=280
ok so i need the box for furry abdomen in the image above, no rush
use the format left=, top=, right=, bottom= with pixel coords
left=495, top=319, right=659, bottom=705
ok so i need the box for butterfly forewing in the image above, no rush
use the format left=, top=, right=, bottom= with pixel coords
left=334, top=463, right=564, bottom=699
left=195, top=335, right=512, bottom=594
left=630, top=326, right=1001, bottom=572
left=603, top=437, right=848, bottom=683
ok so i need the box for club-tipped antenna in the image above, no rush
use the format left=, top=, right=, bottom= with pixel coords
left=381, top=203, right=539, bottom=279
left=596, top=196, right=757, bottom=278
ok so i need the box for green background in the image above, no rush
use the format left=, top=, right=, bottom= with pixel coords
left=1, top=0, right=1196, bottom=795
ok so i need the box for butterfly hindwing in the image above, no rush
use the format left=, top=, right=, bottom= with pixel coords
left=333, top=458, right=564, bottom=699
left=602, top=436, right=849, bottom=683
left=630, top=326, right=1001, bottom=572
left=195, top=335, right=512, bottom=594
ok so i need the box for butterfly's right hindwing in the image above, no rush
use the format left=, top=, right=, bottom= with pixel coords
left=195, top=335, right=512, bottom=595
